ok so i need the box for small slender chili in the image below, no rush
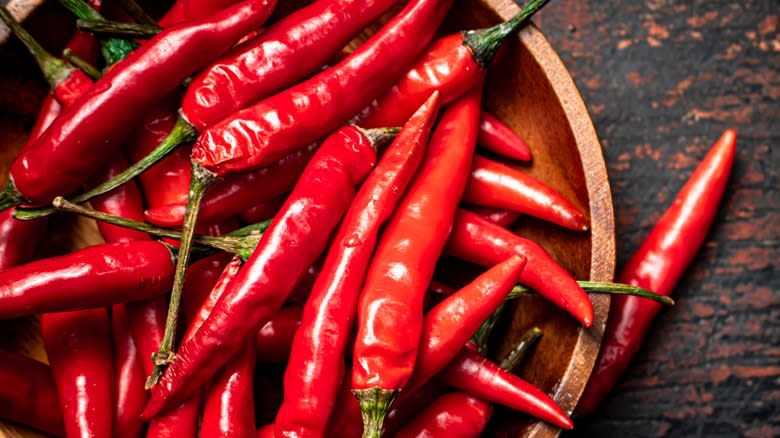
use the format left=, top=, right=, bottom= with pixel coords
left=201, top=342, right=257, bottom=437
left=276, top=94, right=440, bottom=438
left=0, top=241, right=175, bottom=319
left=352, top=85, right=482, bottom=437
left=256, top=306, right=303, bottom=364
left=394, top=392, right=493, bottom=438
left=0, top=0, right=276, bottom=209
left=464, top=155, right=589, bottom=231
left=0, top=349, right=64, bottom=436
left=111, top=304, right=147, bottom=438
left=159, top=0, right=250, bottom=26
left=478, top=110, right=532, bottom=161
left=444, top=208, right=594, bottom=326
left=89, top=158, right=150, bottom=243
left=578, top=129, right=737, bottom=415
left=142, top=125, right=381, bottom=416
left=42, top=308, right=114, bottom=438
left=359, top=0, right=550, bottom=129
left=471, top=206, right=521, bottom=227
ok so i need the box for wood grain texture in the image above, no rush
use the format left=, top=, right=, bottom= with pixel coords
left=532, top=1, right=779, bottom=437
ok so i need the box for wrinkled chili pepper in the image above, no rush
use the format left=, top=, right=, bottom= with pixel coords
left=0, top=0, right=276, bottom=209
left=142, top=124, right=383, bottom=416
left=42, top=308, right=114, bottom=438
left=0, top=241, right=174, bottom=319
left=256, top=306, right=303, bottom=364
left=394, top=391, right=493, bottom=438
left=445, top=209, right=594, bottom=326
left=111, top=304, right=147, bottom=438
left=359, top=0, right=549, bottom=129
left=201, top=342, right=257, bottom=437
left=464, top=155, right=589, bottom=231
left=478, top=110, right=532, bottom=161
left=0, top=349, right=64, bottom=436
left=352, top=85, right=482, bottom=436
left=470, top=206, right=521, bottom=228
left=578, top=129, right=737, bottom=415
left=276, top=94, right=440, bottom=438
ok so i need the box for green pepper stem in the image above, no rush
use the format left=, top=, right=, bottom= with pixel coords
left=76, top=19, right=160, bottom=39
left=507, top=281, right=675, bottom=305
left=462, top=0, right=551, bottom=67
left=62, top=49, right=102, bottom=81
left=500, top=326, right=542, bottom=372
left=353, top=388, right=398, bottom=438
left=147, top=163, right=216, bottom=388
left=117, top=0, right=161, bottom=28
left=0, top=6, right=74, bottom=88
left=13, top=115, right=197, bottom=221
left=0, top=181, right=25, bottom=212
left=354, top=126, right=401, bottom=150
left=471, top=302, right=506, bottom=354
left=57, top=0, right=138, bottom=66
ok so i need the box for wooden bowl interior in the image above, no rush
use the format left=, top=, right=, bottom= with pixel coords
left=0, top=0, right=614, bottom=437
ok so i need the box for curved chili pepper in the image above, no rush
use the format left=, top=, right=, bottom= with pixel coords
left=470, top=206, right=521, bottom=228
left=464, top=155, right=589, bottom=231
left=440, top=347, right=573, bottom=429
left=0, top=241, right=174, bottom=319
left=158, top=0, right=245, bottom=26
left=240, top=195, right=286, bottom=225
left=111, top=304, right=147, bottom=438
left=42, top=308, right=114, bottom=438
left=143, top=124, right=380, bottom=418
left=0, top=349, right=64, bottom=436
left=478, top=110, right=532, bottom=161
left=352, top=85, right=481, bottom=436
left=276, top=93, right=440, bottom=438
left=144, top=144, right=316, bottom=227
left=578, top=129, right=737, bottom=415
left=394, top=392, right=493, bottom=438
left=200, top=342, right=257, bottom=437
left=1, top=0, right=277, bottom=208
left=359, top=0, right=549, bottom=129
left=256, top=305, right=303, bottom=364
left=444, top=209, right=594, bottom=326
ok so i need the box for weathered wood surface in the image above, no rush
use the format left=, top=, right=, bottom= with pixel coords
left=534, top=1, right=779, bottom=437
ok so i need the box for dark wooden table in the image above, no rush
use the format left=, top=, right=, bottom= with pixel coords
left=533, top=1, right=779, bottom=437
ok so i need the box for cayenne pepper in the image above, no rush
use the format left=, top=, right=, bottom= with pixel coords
left=394, top=392, right=493, bottom=438
left=478, top=110, right=532, bottom=161
left=578, top=129, right=737, bottom=415
left=351, top=85, right=482, bottom=436
left=275, top=93, right=441, bottom=438
left=110, top=304, right=147, bottom=438
left=0, top=349, right=64, bottom=436
left=200, top=342, right=257, bottom=437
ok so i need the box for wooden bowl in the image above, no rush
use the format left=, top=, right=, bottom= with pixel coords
left=0, top=0, right=614, bottom=436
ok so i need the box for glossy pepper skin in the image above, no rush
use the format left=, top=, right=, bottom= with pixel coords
left=394, top=392, right=493, bottom=438
left=143, top=125, right=378, bottom=418
left=0, top=206, right=47, bottom=270
left=6, top=0, right=277, bottom=205
left=42, top=308, right=114, bottom=438
left=158, top=0, right=246, bottom=26
left=144, top=144, right=316, bottom=227
left=0, top=349, right=64, bottom=436
left=0, top=241, right=174, bottom=319
left=470, top=206, right=520, bottom=227
left=478, top=110, right=532, bottom=161
left=200, top=342, right=257, bottom=437
left=276, top=93, right=441, bottom=438
left=182, top=0, right=399, bottom=131
left=445, top=209, right=594, bottom=326
left=578, top=129, right=737, bottom=415
left=90, top=157, right=150, bottom=243
left=464, top=155, right=589, bottom=231
left=192, top=0, right=453, bottom=176
left=440, top=347, right=573, bottom=430
left=351, top=85, right=481, bottom=429
left=111, top=304, right=147, bottom=438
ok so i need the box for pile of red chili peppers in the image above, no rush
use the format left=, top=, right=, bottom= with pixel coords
left=0, top=0, right=736, bottom=436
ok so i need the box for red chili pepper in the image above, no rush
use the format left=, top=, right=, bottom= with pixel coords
left=256, top=305, right=303, bottom=364
left=180, top=253, right=234, bottom=324
left=0, top=241, right=174, bottom=318
left=144, top=144, right=316, bottom=227
left=445, top=209, right=594, bottom=326
left=394, top=391, right=493, bottom=438
left=470, top=206, right=521, bottom=228
left=578, top=129, right=737, bottom=415
left=352, top=85, right=482, bottom=435
left=90, top=157, right=150, bottom=243
left=158, top=0, right=246, bottom=26
left=439, top=347, right=573, bottom=429
left=201, top=341, right=257, bottom=437
left=382, top=380, right=447, bottom=437
left=359, top=0, right=549, bottom=129
left=1, top=0, right=277, bottom=207
left=256, top=424, right=274, bottom=438
left=240, top=195, right=286, bottom=225
left=126, top=297, right=168, bottom=377
left=276, top=93, right=440, bottom=438
left=0, top=208, right=47, bottom=270
left=478, top=110, right=532, bottom=161
left=0, top=349, right=64, bottom=436
left=464, top=155, right=589, bottom=231
left=111, top=304, right=147, bottom=438
left=143, top=124, right=380, bottom=418
left=42, top=308, right=114, bottom=438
